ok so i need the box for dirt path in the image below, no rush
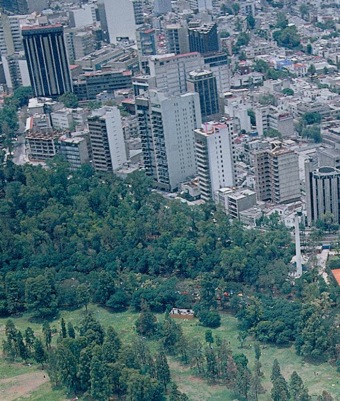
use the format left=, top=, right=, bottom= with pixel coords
left=0, top=370, right=49, bottom=401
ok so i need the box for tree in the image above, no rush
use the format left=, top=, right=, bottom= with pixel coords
left=42, top=322, right=52, bottom=349
left=205, top=330, right=214, bottom=345
left=271, top=359, right=281, bottom=382
left=299, top=4, right=309, bottom=19
left=67, top=322, right=75, bottom=339
left=205, top=347, right=219, bottom=383
left=169, top=382, right=189, bottom=401
left=25, top=275, right=58, bottom=319
left=60, top=318, right=67, bottom=339
left=276, top=12, right=288, bottom=29
left=308, top=64, right=316, bottom=76
left=58, top=92, right=78, bottom=108
left=289, top=371, right=311, bottom=401
left=155, top=351, right=171, bottom=390
left=102, top=326, right=121, bottom=364
left=34, top=338, right=47, bottom=368
left=282, top=88, right=294, bottom=96
left=198, top=310, right=221, bottom=328
left=76, top=283, right=90, bottom=311
left=16, top=331, right=28, bottom=361
left=90, top=346, right=110, bottom=401
left=271, top=375, right=290, bottom=401
left=246, top=14, right=256, bottom=29
left=135, top=302, right=158, bottom=337
left=25, top=327, right=35, bottom=356
left=306, top=43, right=312, bottom=55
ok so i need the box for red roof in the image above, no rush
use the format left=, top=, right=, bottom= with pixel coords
left=331, top=269, right=340, bottom=286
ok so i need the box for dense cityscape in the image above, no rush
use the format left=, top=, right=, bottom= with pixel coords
left=0, top=0, right=339, bottom=400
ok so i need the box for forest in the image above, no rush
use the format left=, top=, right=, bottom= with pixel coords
left=0, top=160, right=339, bottom=400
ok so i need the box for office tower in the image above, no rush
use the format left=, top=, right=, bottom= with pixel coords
left=137, top=90, right=202, bottom=191
left=88, top=106, right=127, bottom=172
left=188, top=23, right=219, bottom=54
left=165, top=24, right=189, bottom=55
left=132, top=0, right=144, bottom=25
left=154, top=0, right=172, bottom=15
left=305, top=162, right=340, bottom=225
left=187, top=70, right=219, bottom=119
left=0, top=13, right=24, bottom=56
left=204, top=52, right=230, bottom=94
left=195, top=121, right=235, bottom=201
left=148, top=52, right=203, bottom=96
left=22, top=24, right=72, bottom=98
left=254, top=141, right=300, bottom=204
left=103, top=0, right=137, bottom=44
left=96, top=0, right=110, bottom=42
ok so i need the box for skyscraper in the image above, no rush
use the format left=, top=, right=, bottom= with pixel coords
left=88, top=106, right=127, bottom=172
left=305, top=162, right=340, bottom=225
left=187, top=70, right=219, bottom=119
left=188, top=23, right=219, bottom=54
left=22, top=24, right=72, bottom=98
left=137, top=90, right=202, bottom=191
left=195, top=121, right=236, bottom=201
left=254, top=141, right=300, bottom=204
left=165, top=24, right=189, bottom=55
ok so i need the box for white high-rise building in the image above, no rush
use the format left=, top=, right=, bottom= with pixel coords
left=137, top=90, right=202, bottom=191
left=190, top=0, right=213, bottom=11
left=195, top=121, right=236, bottom=201
left=69, top=3, right=97, bottom=29
left=148, top=52, right=203, bottom=96
left=103, top=0, right=137, bottom=44
left=154, top=0, right=172, bottom=15
left=88, top=106, right=127, bottom=172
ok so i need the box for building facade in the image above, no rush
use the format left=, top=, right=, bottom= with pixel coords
left=254, top=142, right=300, bottom=204
left=188, top=23, right=219, bottom=54
left=22, top=24, right=72, bottom=98
left=305, top=163, right=340, bottom=225
left=137, top=90, right=202, bottom=191
left=187, top=70, right=219, bottom=119
left=165, top=24, right=189, bottom=55
left=194, top=121, right=236, bottom=201
left=88, top=106, right=127, bottom=172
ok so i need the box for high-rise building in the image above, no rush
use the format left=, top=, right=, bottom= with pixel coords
left=188, top=23, right=219, bottom=54
left=154, top=0, right=172, bottom=15
left=148, top=52, right=203, bottom=96
left=22, top=24, right=72, bottom=98
left=65, top=29, right=96, bottom=64
left=187, top=70, right=219, bottom=119
left=195, top=121, right=236, bottom=201
left=165, top=24, right=189, bottom=55
left=103, top=0, right=137, bottom=44
left=96, top=0, right=110, bottom=43
left=136, top=27, right=157, bottom=56
left=0, top=13, right=24, bottom=56
left=137, top=90, right=202, bottom=191
left=305, top=162, right=340, bottom=225
left=254, top=141, right=300, bottom=204
left=88, top=106, right=127, bottom=172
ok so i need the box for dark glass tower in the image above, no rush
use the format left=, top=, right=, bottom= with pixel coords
left=22, top=24, right=72, bottom=99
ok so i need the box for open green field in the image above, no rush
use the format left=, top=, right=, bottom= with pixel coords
left=0, top=306, right=339, bottom=401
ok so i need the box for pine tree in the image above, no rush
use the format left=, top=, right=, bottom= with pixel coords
left=34, top=338, right=47, bottom=368
left=205, top=347, right=219, bottom=383
left=271, top=359, right=281, bottom=382
left=135, top=302, right=158, bottom=337
left=102, top=326, right=121, bottom=364
left=205, top=330, right=214, bottom=345
left=16, top=331, right=28, bottom=361
left=78, top=347, right=92, bottom=392
left=169, top=382, right=189, bottom=401
left=42, top=322, right=52, bottom=349
left=24, top=327, right=35, bottom=357
left=271, top=375, right=290, bottom=401
left=90, top=346, right=110, bottom=401
left=67, top=322, right=76, bottom=338
left=60, top=318, right=67, bottom=339
left=155, top=351, right=171, bottom=391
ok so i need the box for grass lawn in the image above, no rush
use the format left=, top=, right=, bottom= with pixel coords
left=0, top=307, right=339, bottom=401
